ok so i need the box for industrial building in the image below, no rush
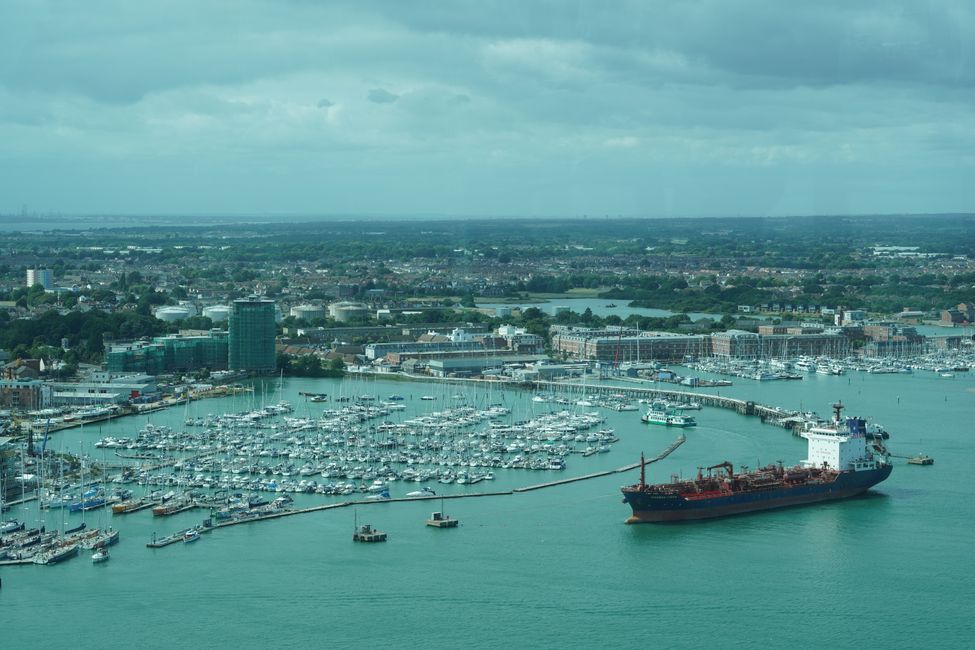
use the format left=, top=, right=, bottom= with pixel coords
left=365, top=339, right=485, bottom=361
left=426, top=355, right=547, bottom=378
left=49, top=375, right=158, bottom=406
left=229, top=297, right=277, bottom=373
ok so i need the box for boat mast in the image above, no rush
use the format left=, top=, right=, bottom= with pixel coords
left=831, top=400, right=844, bottom=424
left=639, top=452, right=646, bottom=488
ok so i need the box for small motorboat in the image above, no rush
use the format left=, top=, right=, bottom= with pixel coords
left=91, top=548, right=110, bottom=563
left=365, top=489, right=391, bottom=501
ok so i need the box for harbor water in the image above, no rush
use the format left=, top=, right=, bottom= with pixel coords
left=2, top=370, right=972, bottom=648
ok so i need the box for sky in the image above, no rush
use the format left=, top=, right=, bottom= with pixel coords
left=1, top=0, right=973, bottom=219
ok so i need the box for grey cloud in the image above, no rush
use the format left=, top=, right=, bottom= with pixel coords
left=367, top=88, right=399, bottom=103
left=0, top=0, right=972, bottom=217
left=365, top=0, right=975, bottom=90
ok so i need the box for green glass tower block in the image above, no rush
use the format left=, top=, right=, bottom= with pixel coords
left=229, top=298, right=276, bottom=373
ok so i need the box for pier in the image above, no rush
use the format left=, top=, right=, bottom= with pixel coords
left=532, top=379, right=799, bottom=424
left=367, top=371, right=801, bottom=425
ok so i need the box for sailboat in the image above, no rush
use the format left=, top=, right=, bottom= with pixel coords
left=85, top=451, right=121, bottom=552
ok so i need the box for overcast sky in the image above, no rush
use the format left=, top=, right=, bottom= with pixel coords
left=1, top=1, right=973, bottom=218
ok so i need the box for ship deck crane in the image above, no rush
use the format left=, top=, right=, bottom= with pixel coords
left=707, top=461, right=734, bottom=477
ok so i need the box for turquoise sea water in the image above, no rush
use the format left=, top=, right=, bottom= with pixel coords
left=2, top=371, right=973, bottom=649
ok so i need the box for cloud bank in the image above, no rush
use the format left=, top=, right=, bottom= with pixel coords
left=0, top=0, right=972, bottom=217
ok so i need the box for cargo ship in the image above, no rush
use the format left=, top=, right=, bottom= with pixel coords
left=622, top=402, right=892, bottom=523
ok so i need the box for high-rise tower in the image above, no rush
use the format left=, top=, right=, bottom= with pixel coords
left=26, top=268, right=53, bottom=289
left=228, top=297, right=276, bottom=373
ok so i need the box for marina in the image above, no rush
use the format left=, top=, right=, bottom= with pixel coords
left=1, top=369, right=971, bottom=647
left=0, top=365, right=957, bottom=564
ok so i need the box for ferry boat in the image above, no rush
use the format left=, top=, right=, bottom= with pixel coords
left=623, top=402, right=891, bottom=522
left=640, top=402, right=696, bottom=427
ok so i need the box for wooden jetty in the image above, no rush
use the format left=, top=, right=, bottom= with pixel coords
left=147, top=520, right=214, bottom=548
left=147, top=531, right=186, bottom=548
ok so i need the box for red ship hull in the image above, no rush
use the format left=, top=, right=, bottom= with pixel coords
left=622, top=465, right=892, bottom=523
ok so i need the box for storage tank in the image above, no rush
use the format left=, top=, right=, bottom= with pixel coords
left=328, top=301, right=370, bottom=323
left=155, top=306, right=192, bottom=322
left=176, top=301, right=198, bottom=317
left=202, top=305, right=231, bottom=323
left=290, top=304, right=325, bottom=321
